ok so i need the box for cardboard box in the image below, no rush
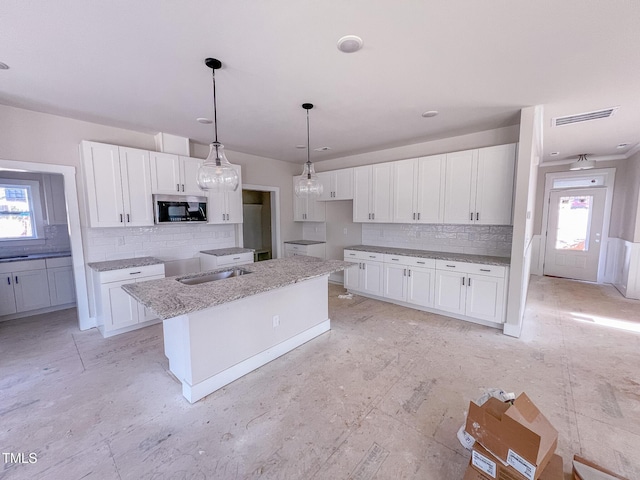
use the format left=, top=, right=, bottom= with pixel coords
left=572, top=455, right=629, bottom=480
left=468, top=443, right=563, bottom=480
left=465, top=393, right=558, bottom=480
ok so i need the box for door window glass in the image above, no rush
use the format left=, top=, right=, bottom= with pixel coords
left=554, top=195, right=592, bottom=251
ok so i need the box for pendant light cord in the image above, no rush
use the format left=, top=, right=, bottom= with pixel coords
left=306, top=108, right=312, bottom=179
left=212, top=69, right=218, bottom=144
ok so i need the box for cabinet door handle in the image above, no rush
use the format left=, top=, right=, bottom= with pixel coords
left=120, top=214, right=123, bottom=223
left=417, top=213, right=421, bottom=220
left=408, top=269, right=411, bottom=277
left=233, top=257, right=240, bottom=260
left=413, top=213, right=416, bottom=220
left=417, top=261, right=425, bottom=264
left=480, top=269, right=491, bottom=272
left=372, top=213, right=375, bottom=220
left=6, top=276, right=10, bottom=285
left=126, top=214, right=130, bottom=223
left=470, top=212, right=473, bottom=221
left=182, top=184, right=185, bottom=192
left=468, top=277, right=471, bottom=286
left=177, top=183, right=180, bottom=192
left=129, top=271, right=142, bottom=275
left=446, top=264, right=456, bottom=268
left=461, top=277, right=465, bottom=286
left=391, top=258, right=399, bottom=261
left=15, top=276, right=19, bottom=284
left=369, top=255, right=376, bottom=258
left=476, top=212, right=479, bottom=221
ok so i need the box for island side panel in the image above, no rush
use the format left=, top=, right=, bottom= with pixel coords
left=168, top=275, right=330, bottom=402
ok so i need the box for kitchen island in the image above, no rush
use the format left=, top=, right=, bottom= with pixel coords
left=123, top=256, right=349, bottom=403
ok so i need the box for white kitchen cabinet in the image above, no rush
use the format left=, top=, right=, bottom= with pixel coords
left=208, top=164, right=243, bottom=224
left=0, top=260, right=51, bottom=315
left=383, top=254, right=436, bottom=307
left=149, top=153, right=203, bottom=195
left=293, top=176, right=326, bottom=221
left=443, top=144, right=516, bottom=225
left=435, top=260, right=508, bottom=323
left=392, top=155, right=446, bottom=224
left=46, top=257, right=75, bottom=306
left=318, top=169, right=354, bottom=201
left=353, top=163, right=393, bottom=223
left=199, top=251, right=254, bottom=270
left=81, top=141, right=154, bottom=228
left=92, top=263, right=165, bottom=337
left=284, top=243, right=326, bottom=259
left=42, top=173, right=67, bottom=225
left=343, top=250, right=384, bottom=296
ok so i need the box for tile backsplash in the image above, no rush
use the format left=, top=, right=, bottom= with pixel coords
left=1, top=225, right=71, bottom=257
left=83, top=224, right=236, bottom=263
left=302, top=222, right=327, bottom=242
left=362, top=223, right=512, bottom=257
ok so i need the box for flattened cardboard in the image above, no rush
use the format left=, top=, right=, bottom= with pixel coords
left=465, top=393, right=558, bottom=477
left=572, top=455, right=629, bottom=480
left=466, top=446, right=564, bottom=480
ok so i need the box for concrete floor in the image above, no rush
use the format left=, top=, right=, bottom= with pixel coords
left=1, top=276, right=639, bottom=480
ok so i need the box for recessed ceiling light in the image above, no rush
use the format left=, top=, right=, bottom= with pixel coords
left=314, top=146, right=332, bottom=152
left=197, top=117, right=213, bottom=124
left=295, top=145, right=307, bottom=149
left=337, top=35, right=363, bottom=53
left=616, top=143, right=630, bottom=149
left=421, top=110, right=438, bottom=118
left=0, top=62, right=10, bottom=70
left=550, top=151, right=560, bottom=156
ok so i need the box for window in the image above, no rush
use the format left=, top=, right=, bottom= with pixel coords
left=0, top=179, right=45, bottom=243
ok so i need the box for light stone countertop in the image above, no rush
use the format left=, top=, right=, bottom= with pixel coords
left=284, top=240, right=326, bottom=245
left=344, top=245, right=511, bottom=267
left=199, top=247, right=255, bottom=256
left=87, top=256, right=164, bottom=272
left=0, top=251, right=72, bottom=264
left=122, top=256, right=350, bottom=320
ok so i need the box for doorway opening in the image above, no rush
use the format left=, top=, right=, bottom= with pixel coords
left=539, top=168, right=615, bottom=283
left=241, top=184, right=281, bottom=261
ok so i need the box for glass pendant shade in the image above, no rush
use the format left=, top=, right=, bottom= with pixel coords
left=295, top=161, right=323, bottom=197
left=569, top=154, right=596, bottom=171
left=197, top=142, right=239, bottom=192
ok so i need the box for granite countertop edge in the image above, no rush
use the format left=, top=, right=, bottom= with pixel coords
left=88, top=256, right=164, bottom=272
left=344, top=245, right=511, bottom=266
left=199, top=247, right=255, bottom=256
left=284, top=240, right=327, bottom=245
left=0, top=251, right=72, bottom=264
left=122, top=257, right=350, bottom=320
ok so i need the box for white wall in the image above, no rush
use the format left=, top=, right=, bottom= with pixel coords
left=504, top=106, right=542, bottom=338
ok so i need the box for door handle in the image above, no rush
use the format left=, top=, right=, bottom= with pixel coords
left=417, top=213, right=420, bottom=220
left=120, top=214, right=123, bottom=223
left=182, top=184, right=185, bottom=192
left=470, top=212, right=473, bottom=221
left=408, top=269, right=411, bottom=277
left=413, top=213, right=416, bottom=220
left=176, top=183, right=180, bottom=192
left=126, top=214, right=130, bottom=223
left=6, top=276, right=10, bottom=285
left=468, top=277, right=471, bottom=286
left=462, top=277, right=464, bottom=286
left=15, top=276, right=19, bottom=284
left=476, top=212, right=479, bottom=221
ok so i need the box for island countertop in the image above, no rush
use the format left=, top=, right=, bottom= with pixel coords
left=122, top=256, right=350, bottom=320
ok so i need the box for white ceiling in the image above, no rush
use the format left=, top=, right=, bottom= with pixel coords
left=1, top=1, right=639, bottom=165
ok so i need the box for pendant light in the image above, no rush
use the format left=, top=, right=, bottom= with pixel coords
left=294, top=103, right=324, bottom=198
left=196, top=57, right=239, bottom=192
left=569, top=154, right=596, bottom=171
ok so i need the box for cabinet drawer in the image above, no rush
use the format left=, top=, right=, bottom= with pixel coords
left=97, top=264, right=165, bottom=284
left=46, top=256, right=72, bottom=268
left=0, top=259, right=46, bottom=274
left=384, top=254, right=436, bottom=268
left=216, top=252, right=254, bottom=266
left=435, top=259, right=506, bottom=277
left=344, top=250, right=383, bottom=261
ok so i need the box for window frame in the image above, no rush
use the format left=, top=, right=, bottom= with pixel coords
left=0, top=178, right=46, bottom=246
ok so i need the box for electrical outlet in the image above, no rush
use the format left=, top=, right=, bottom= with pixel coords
left=272, top=315, right=280, bottom=328
left=117, top=237, right=125, bottom=246
left=343, top=228, right=348, bottom=236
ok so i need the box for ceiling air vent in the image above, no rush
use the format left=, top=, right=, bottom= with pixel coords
left=552, top=107, right=619, bottom=127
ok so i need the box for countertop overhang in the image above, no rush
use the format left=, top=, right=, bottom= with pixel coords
left=0, top=251, right=71, bottom=264
left=122, top=256, right=350, bottom=320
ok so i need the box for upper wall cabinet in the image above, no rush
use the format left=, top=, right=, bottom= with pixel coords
left=353, top=163, right=394, bottom=223
left=392, top=155, right=445, bottom=224
left=293, top=176, right=326, bottom=222
left=149, top=152, right=203, bottom=196
left=208, top=164, right=244, bottom=224
left=318, top=169, right=354, bottom=201
left=81, top=141, right=154, bottom=228
left=443, top=144, right=516, bottom=225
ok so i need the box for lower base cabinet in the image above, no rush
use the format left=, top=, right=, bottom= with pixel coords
left=93, top=264, right=165, bottom=337
left=345, top=249, right=509, bottom=326
left=284, top=243, right=326, bottom=260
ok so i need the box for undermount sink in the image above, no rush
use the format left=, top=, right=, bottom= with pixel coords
left=177, top=268, right=252, bottom=285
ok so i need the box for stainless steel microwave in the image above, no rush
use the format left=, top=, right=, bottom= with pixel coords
left=153, top=195, right=208, bottom=224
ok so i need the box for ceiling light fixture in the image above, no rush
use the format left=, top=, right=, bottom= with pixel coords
left=337, top=35, right=363, bottom=53
left=294, top=103, right=323, bottom=198
left=421, top=110, right=438, bottom=118
left=196, top=57, right=239, bottom=192
left=569, top=154, right=596, bottom=171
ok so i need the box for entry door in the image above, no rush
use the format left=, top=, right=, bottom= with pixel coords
left=544, top=188, right=606, bottom=281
